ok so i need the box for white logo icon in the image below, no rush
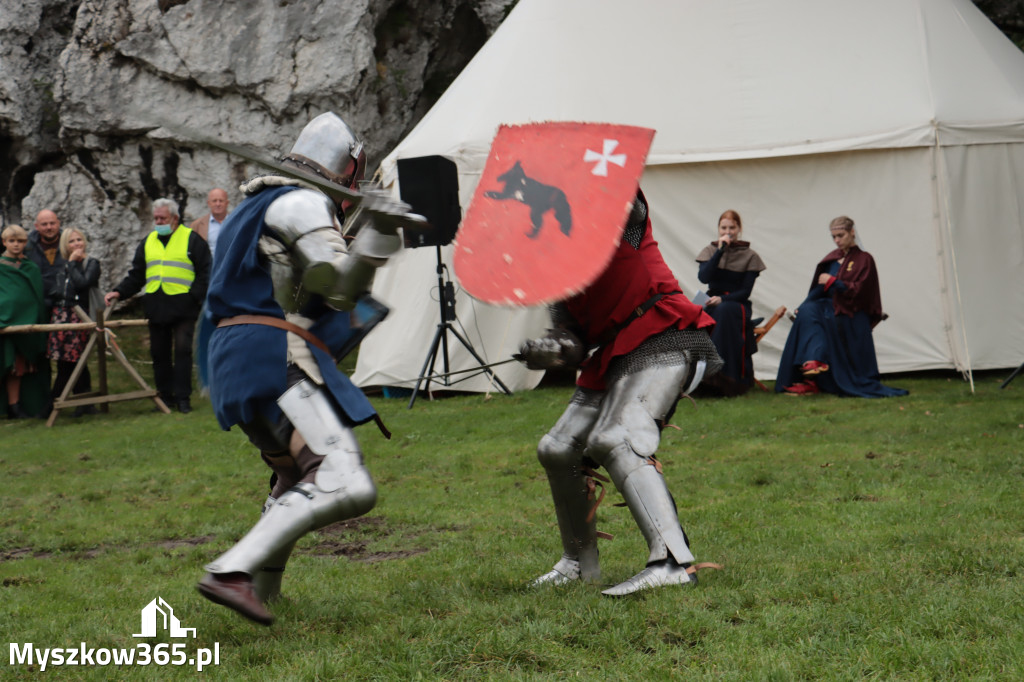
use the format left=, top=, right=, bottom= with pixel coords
left=584, top=139, right=627, bottom=176
left=133, top=597, right=196, bottom=638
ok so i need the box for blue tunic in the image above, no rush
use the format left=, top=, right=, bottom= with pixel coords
left=204, top=185, right=378, bottom=430
left=775, top=260, right=907, bottom=398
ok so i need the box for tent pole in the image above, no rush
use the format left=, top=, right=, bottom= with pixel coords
left=933, top=127, right=975, bottom=392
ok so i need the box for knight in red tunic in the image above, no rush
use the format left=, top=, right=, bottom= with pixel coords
left=518, top=189, right=723, bottom=595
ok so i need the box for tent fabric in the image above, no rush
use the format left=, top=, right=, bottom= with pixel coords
left=353, top=0, right=1024, bottom=391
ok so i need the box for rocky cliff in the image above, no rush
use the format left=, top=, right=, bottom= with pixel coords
left=2, top=0, right=1020, bottom=290
left=0, top=0, right=510, bottom=287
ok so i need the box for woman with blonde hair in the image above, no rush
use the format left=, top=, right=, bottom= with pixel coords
left=775, top=216, right=906, bottom=397
left=47, top=227, right=101, bottom=413
left=1, top=224, right=48, bottom=418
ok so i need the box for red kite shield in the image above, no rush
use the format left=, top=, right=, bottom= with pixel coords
left=454, top=122, right=654, bottom=306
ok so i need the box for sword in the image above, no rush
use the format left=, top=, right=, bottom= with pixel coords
left=146, top=119, right=431, bottom=232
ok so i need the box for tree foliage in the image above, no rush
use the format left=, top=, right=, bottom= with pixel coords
left=974, top=0, right=1024, bottom=45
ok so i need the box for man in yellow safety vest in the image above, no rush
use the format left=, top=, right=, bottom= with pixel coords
left=104, top=198, right=211, bottom=413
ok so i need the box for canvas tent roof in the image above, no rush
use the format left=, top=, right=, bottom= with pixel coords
left=353, top=0, right=1024, bottom=393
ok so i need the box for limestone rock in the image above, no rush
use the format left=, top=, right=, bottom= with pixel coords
left=0, top=0, right=507, bottom=290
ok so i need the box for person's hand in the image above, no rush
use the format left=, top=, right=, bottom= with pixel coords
left=517, top=337, right=563, bottom=369
left=717, top=234, right=732, bottom=249
left=68, top=247, right=85, bottom=262
left=103, top=291, right=120, bottom=307
left=516, top=329, right=584, bottom=370
left=817, top=273, right=833, bottom=286
left=706, top=295, right=722, bottom=307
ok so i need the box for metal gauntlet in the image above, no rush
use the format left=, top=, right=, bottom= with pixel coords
left=264, top=187, right=409, bottom=311
left=517, top=329, right=585, bottom=370
left=317, top=189, right=413, bottom=309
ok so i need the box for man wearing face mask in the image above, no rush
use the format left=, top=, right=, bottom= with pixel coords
left=104, top=198, right=211, bottom=413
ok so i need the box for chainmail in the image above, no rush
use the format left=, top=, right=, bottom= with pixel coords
left=623, top=193, right=648, bottom=249
left=548, top=301, right=586, bottom=348
left=548, top=301, right=577, bottom=329
left=568, top=329, right=723, bottom=405
left=569, top=386, right=605, bottom=407
left=606, top=329, right=723, bottom=385
left=564, top=194, right=722, bottom=401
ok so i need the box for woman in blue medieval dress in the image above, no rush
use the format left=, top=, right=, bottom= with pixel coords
left=775, top=216, right=907, bottom=398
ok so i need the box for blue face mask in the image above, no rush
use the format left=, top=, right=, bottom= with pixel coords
left=154, top=224, right=173, bottom=236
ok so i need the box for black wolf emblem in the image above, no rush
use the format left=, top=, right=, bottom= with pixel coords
left=484, top=161, right=573, bottom=239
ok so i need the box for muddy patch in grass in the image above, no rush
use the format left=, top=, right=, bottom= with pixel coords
left=0, top=547, right=50, bottom=562
left=1, top=518, right=443, bottom=565
left=300, top=516, right=430, bottom=562
left=0, top=535, right=216, bottom=564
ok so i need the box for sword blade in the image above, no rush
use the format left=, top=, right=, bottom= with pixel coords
left=148, top=120, right=363, bottom=206
left=147, top=118, right=434, bottom=235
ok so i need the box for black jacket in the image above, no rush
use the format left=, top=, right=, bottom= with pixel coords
left=113, top=228, right=212, bottom=324
left=50, top=257, right=101, bottom=314
left=26, top=230, right=68, bottom=309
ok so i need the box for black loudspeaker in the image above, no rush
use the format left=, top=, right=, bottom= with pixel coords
left=397, top=155, right=461, bottom=248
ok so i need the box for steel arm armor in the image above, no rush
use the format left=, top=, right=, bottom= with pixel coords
left=263, top=188, right=403, bottom=311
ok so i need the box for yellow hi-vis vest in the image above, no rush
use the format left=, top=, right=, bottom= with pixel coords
left=144, top=226, right=195, bottom=295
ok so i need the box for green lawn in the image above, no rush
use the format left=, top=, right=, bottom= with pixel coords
left=2, top=337, right=1023, bottom=679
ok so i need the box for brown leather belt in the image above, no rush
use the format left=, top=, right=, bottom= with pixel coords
left=216, top=314, right=393, bottom=441
left=217, top=314, right=330, bottom=355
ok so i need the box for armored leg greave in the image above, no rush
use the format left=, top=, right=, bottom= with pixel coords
left=585, top=363, right=696, bottom=581
left=206, top=381, right=376, bottom=578
left=602, top=444, right=695, bottom=567
left=532, top=400, right=601, bottom=585
left=251, top=495, right=296, bottom=603
left=249, top=452, right=300, bottom=601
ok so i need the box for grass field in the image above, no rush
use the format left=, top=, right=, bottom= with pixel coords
left=2, top=328, right=1023, bottom=679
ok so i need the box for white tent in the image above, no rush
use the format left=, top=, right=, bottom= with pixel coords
left=354, top=0, right=1024, bottom=393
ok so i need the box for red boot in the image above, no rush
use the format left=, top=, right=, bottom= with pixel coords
left=784, top=380, right=820, bottom=395
left=801, top=360, right=830, bottom=376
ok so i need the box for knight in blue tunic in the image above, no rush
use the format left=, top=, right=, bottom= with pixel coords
left=196, top=113, right=414, bottom=625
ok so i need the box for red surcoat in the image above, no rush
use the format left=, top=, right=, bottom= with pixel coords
left=566, top=214, right=713, bottom=390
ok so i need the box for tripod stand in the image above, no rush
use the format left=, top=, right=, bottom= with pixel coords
left=1000, top=360, right=1024, bottom=389
left=408, top=246, right=512, bottom=408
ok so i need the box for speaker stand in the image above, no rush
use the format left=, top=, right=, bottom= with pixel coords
left=1000, top=360, right=1024, bottom=389
left=408, top=247, right=512, bottom=408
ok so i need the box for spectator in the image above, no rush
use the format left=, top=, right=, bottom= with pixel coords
left=695, top=209, right=766, bottom=396
left=775, top=216, right=907, bottom=397
left=26, top=210, right=68, bottom=306
left=189, top=188, right=230, bottom=392
left=104, top=199, right=211, bottom=413
left=189, top=188, right=230, bottom=259
left=48, top=227, right=101, bottom=415
left=26, top=208, right=71, bottom=406
left=1, top=225, right=49, bottom=419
